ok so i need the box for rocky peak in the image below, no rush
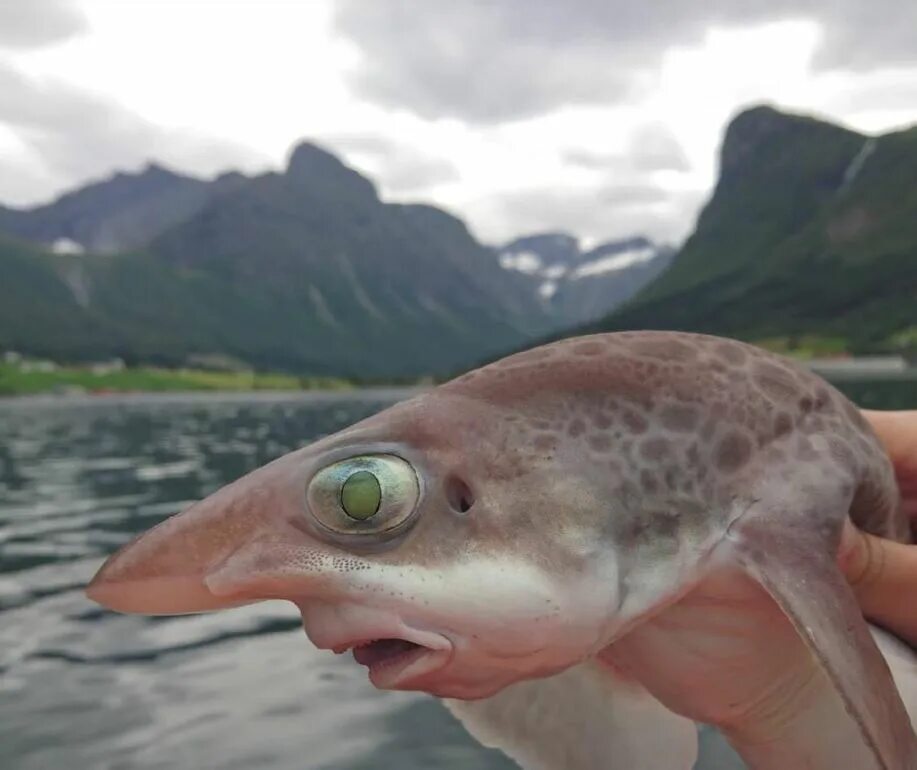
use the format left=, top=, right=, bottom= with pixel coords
left=499, top=232, right=581, bottom=267
left=285, top=141, right=377, bottom=202
left=719, top=104, right=863, bottom=182
left=585, top=235, right=654, bottom=261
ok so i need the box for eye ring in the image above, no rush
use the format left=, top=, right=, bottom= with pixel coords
left=306, top=454, right=420, bottom=535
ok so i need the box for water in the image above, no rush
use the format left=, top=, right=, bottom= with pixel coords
left=1, top=382, right=914, bottom=769
left=0, top=391, right=516, bottom=770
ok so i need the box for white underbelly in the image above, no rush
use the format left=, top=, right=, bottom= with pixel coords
left=445, top=624, right=916, bottom=770
left=872, top=624, right=917, bottom=723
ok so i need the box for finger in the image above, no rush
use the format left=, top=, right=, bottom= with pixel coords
left=862, top=410, right=917, bottom=476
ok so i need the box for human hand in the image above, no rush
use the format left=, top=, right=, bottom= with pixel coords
left=838, top=410, right=917, bottom=646
left=839, top=410, right=917, bottom=577
left=863, top=410, right=917, bottom=518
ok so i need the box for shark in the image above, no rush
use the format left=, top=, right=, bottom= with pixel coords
left=87, top=331, right=917, bottom=769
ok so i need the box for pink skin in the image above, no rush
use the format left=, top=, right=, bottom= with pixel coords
left=87, top=393, right=617, bottom=700
left=837, top=410, right=917, bottom=648
left=87, top=331, right=916, bottom=768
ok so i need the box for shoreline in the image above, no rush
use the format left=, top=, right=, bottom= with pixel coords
left=0, top=359, right=433, bottom=399
left=0, top=369, right=913, bottom=408
left=1, top=356, right=914, bottom=401
left=809, top=368, right=917, bottom=382
left=0, top=385, right=428, bottom=408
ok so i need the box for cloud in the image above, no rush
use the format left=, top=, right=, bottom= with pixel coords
left=0, top=0, right=87, bottom=50
left=0, top=63, right=267, bottom=205
left=817, top=69, right=917, bottom=117
left=320, top=133, right=394, bottom=156
left=333, top=2, right=638, bottom=123
left=0, top=65, right=156, bottom=179
left=380, top=154, right=459, bottom=192
left=0, top=150, right=57, bottom=205
left=564, top=123, right=689, bottom=173
left=469, top=182, right=697, bottom=246
left=334, top=0, right=917, bottom=123
left=593, top=184, right=671, bottom=206
left=626, top=124, right=691, bottom=172
left=562, top=148, right=621, bottom=171
left=810, top=1, right=917, bottom=71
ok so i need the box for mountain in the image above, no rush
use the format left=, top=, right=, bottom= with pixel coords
left=590, top=105, right=917, bottom=352
left=0, top=143, right=561, bottom=378
left=142, top=141, right=555, bottom=375
left=8, top=106, right=913, bottom=376
left=496, top=233, right=675, bottom=326
left=151, top=142, right=541, bottom=320
left=0, top=164, right=248, bottom=254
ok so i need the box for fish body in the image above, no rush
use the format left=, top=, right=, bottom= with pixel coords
left=87, top=332, right=917, bottom=769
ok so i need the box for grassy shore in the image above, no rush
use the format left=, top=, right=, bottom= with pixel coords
left=0, top=362, right=354, bottom=397
left=3, top=334, right=912, bottom=398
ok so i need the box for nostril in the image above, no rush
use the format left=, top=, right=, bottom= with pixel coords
left=445, top=475, right=475, bottom=514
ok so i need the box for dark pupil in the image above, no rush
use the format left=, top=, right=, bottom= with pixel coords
left=340, top=470, right=382, bottom=520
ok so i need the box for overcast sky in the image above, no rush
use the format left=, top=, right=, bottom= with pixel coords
left=2, top=0, right=916, bottom=246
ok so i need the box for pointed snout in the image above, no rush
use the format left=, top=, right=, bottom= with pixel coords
left=87, top=495, right=248, bottom=615
left=86, top=452, right=308, bottom=615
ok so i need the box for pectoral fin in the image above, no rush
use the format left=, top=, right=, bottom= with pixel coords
left=730, top=514, right=917, bottom=770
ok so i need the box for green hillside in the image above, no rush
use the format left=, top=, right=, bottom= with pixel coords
left=5, top=107, right=914, bottom=379
left=150, top=143, right=550, bottom=364
left=591, top=106, right=917, bottom=352
left=0, top=232, right=534, bottom=379
left=0, top=143, right=555, bottom=379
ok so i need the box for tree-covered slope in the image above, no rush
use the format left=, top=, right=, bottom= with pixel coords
left=592, top=106, right=917, bottom=351
left=145, top=142, right=554, bottom=374
left=0, top=144, right=556, bottom=378
left=0, top=233, right=545, bottom=378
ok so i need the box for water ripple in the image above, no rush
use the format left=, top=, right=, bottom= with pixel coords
left=0, top=392, right=522, bottom=770
left=31, top=617, right=302, bottom=665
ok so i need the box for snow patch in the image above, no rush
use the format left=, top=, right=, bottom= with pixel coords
left=499, top=250, right=542, bottom=274
left=570, top=247, right=657, bottom=280
left=51, top=238, right=85, bottom=255
left=538, top=281, right=558, bottom=299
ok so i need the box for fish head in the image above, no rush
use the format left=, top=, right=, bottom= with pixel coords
left=87, top=388, right=622, bottom=700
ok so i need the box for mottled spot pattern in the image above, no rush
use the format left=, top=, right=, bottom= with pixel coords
left=442, top=330, right=905, bottom=544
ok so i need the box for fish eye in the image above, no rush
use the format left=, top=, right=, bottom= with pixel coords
left=307, top=455, right=420, bottom=534
left=341, top=470, right=381, bottom=520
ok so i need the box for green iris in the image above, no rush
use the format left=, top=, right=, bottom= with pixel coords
left=308, top=454, right=418, bottom=534
left=340, top=470, right=382, bottom=520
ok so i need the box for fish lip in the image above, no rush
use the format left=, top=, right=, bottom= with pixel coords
left=364, top=642, right=452, bottom=690
left=313, top=625, right=454, bottom=688
left=320, top=627, right=452, bottom=657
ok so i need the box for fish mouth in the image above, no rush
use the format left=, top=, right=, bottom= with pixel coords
left=334, top=637, right=449, bottom=688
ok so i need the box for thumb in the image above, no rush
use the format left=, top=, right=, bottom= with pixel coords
left=838, top=518, right=888, bottom=596
left=838, top=518, right=869, bottom=583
